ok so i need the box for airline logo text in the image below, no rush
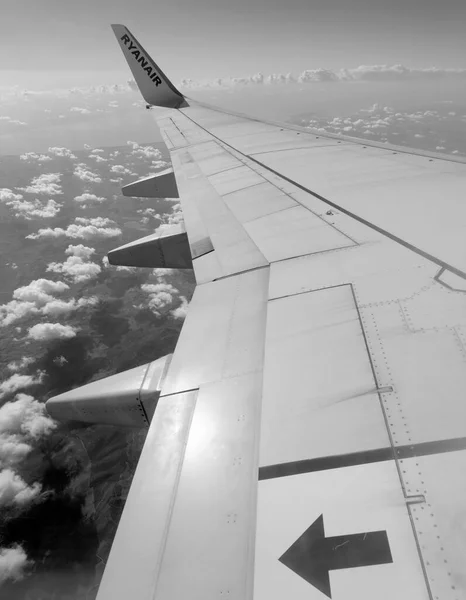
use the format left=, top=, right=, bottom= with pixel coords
left=121, top=34, right=162, bottom=86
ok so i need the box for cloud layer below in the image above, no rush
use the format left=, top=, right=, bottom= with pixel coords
left=180, top=64, right=466, bottom=89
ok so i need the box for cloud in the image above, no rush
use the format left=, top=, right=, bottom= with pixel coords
left=299, top=103, right=466, bottom=156
left=7, top=357, right=34, bottom=373
left=0, top=189, right=23, bottom=202
left=0, top=116, right=27, bottom=126
left=0, top=470, right=42, bottom=509
left=127, top=141, right=166, bottom=161
left=46, top=255, right=101, bottom=283
left=179, top=64, right=466, bottom=89
left=5, top=197, right=62, bottom=220
left=73, top=192, right=106, bottom=204
left=0, top=301, right=39, bottom=327
left=13, top=279, right=69, bottom=304
left=65, top=244, right=95, bottom=260
left=18, top=173, right=62, bottom=196
left=0, top=375, right=42, bottom=400
left=0, top=279, right=70, bottom=327
left=27, top=323, right=78, bottom=341
left=73, top=163, right=102, bottom=183
left=171, top=297, right=189, bottom=320
left=40, top=296, right=99, bottom=315
left=0, top=394, right=57, bottom=440
left=89, top=154, right=107, bottom=162
left=48, top=147, right=77, bottom=159
left=153, top=203, right=184, bottom=235
left=0, top=471, right=41, bottom=508
left=0, top=437, right=31, bottom=468
left=19, top=152, right=52, bottom=163
left=75, top=216, right=113, bottom=227
left=152, top=268, right=173, bottom=280
left=26, top=217, right=121, bottom=241
left=342, top=64, right=466, bottom=81
left=70, top=106, right=91, bottom=115
left=137, top=207, right=159, bottom=218
left=297, top=69, right=338, bottom=83
left=140, top=282, right=179, bottom=316
left=0, top=545, right=31, bottom=584
left=110, top=164, right=134, bottom=175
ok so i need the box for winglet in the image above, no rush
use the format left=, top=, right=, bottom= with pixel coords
left=111, top=24, right=187, bottom=108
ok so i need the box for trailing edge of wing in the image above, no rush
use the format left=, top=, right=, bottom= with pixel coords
left=111, top=24, right=188, bottom=108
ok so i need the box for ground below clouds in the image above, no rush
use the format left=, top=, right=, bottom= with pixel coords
left=0, top=140, right=194, bottom=598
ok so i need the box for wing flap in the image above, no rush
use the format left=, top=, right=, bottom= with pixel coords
left=96, top=390, right=198, bottom=600
left=155, top=373, right=261, bottom=599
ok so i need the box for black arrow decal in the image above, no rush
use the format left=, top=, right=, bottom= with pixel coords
left=279, top=514, right=392, bottom=598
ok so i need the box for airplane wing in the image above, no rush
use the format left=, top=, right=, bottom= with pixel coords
left=47, top=25, right=466, bottom=600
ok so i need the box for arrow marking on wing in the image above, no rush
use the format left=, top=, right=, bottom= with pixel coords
left=278, top=514, right=393, bottom=598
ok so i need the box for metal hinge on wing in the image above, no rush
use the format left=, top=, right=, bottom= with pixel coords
left=108, top=224, right=193, bottom=269
left=122, top=167, right=179, bottom=199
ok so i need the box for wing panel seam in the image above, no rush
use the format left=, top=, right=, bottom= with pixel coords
left=178, top=109, right=466, bottom=281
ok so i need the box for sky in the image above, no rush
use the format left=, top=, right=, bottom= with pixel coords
left=1, top=0, right=466, bottom=89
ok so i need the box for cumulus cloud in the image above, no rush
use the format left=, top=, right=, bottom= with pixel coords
left=7, top=357, right=34, bottom=373
left=5, top=197, right=62, bottom=220
left=0, top=374, right=42, bottom=400
left=171, top=297, right=189, bottom=320
left=65, top=244, right=95, bottom=260
left=89, top=154, right=107, bottom=162
left=0, top=279, right=69, bottom=327
left=140, top=282, right=179, bottom=316
left=27, top=217, right=121, bottom=241
left=18, top=173, right=62, bottom=196
left=13, top=279, right=69, bottom=304
left=0, top=545, right=31, bottom=584
left=137, top=207, right=159, bottom=218
left=41, top=296, right=98, bottom=315
left=0, top=394, right=57, bottom=440
left=48, top=147, right=77, bottom=159
left=47, top=253, right=101, bottom=283
left=300, top=103, right=466, bottom=155
left=0, top=470, right=42, bottom=508
left=0, top=189, right=23, bottom=202
left=73, top=192, right=106, bottom=204
left=110, top=164, right=134, bottom=175
left=19, top=152, right=52, bottom=163
left=70, top=106, right=91, bottom=114
left=0, top=301, right=38, bottom=327
left=27, top=323, right=78, bottom=341
left=127, top=140, right=167, bottom=162
left=153, top=202, right=184, bottom=235
left=73, top=163, right=102, bottom=183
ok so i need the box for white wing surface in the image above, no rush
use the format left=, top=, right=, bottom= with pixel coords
left=52, top=25, right=466, bottom=600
